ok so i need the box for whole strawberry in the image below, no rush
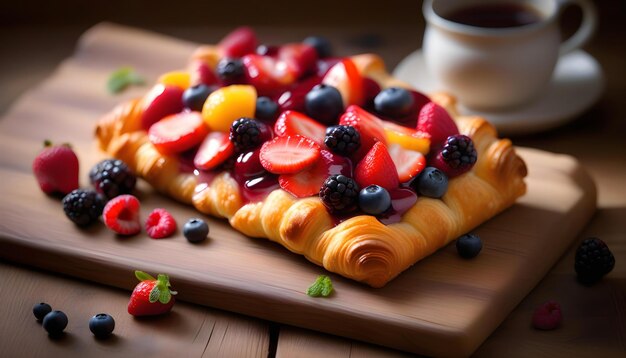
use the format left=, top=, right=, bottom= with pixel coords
left=128, top=271, right=177, bottom=317
left=32, top=141, right=79, bottom=196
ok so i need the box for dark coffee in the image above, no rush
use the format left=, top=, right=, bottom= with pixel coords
left=443, top=3, right=542, bottom=28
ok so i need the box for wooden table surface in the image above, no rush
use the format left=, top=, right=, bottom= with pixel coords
left=1, top=1, right=625, bottom=356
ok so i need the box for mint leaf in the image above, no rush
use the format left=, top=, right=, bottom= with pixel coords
left=107, top=66, right=145, bottom=94
left=306, top=275, right=334, bottom=297
left=149, top=286, right=161, bottom=303
left=135, top=270, right=155, bottom=282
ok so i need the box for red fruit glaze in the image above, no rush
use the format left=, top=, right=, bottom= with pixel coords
left=189, top=60, right=218, bottom=86
left=145, top=208, right=177, bottom=239
left=354, top=142, right=399, bottom=191
left=194, top=131, right=235, bottom=170
left=259, top=135, right=321, bottom=174
left=148, top=111, right=209, bottom=155
left=218, top=26, right=258, bottom=58
left=274, top=110, right=326, bottom=145
left=532, top=301, right=562, bottom=330
left=103, top=194, right=141, bottom=236
left=233, top=149, right=266, bottom=183
left=388, top=144, right=426, bottom=183
left=279, top=149, right=351, bottom=198
left=378, top=188, right=418, bottom=225
left=32, top=143, right=79, bottom=196
left=278, top=43, right=318, bottom=80
left=339, top=105, right=387, bottom=160
left=242, top=174, right=280, bottom=203
left=276, top=75, right=322, bottom=113
left=141, top=84, right=184, bottom=130
left=362, top=77, right=382, bottom=108
left=416, top=102, right=459, bottom=146
left=242, top=54, right=295, bottom=97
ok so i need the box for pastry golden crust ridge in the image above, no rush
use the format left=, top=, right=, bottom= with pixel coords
left=95, top=49, right=527, bottom=288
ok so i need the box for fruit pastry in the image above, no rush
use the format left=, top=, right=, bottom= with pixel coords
left=95, top=27, right=527, bottom=288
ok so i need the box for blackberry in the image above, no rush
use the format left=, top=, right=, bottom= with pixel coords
left=62, top=189, right=105, bottom=226
left=575, top=238, right=615, bottom=284
left=89, top=159, right=137, bottom=199
left=230, top=117, right=263, bottom=152
left=324, top=125, right=361, bottom=156
left=441, top=134, right=477, bottom=169
left=319, top=174, right=359, bottom=213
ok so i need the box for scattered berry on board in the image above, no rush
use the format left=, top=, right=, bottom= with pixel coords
left=33, top=302, right=52, bottom=321
left=145, top=208, right=177, bottom=239
left=89, top=313, right=115, bottom=338
left=128, top=271, right=177, bottom=317
left=574, top=238, right=615, bottom=284
left=32, top=141, right=79, bottom=196
left=62, top=189, right=106, bottom=227
left=42, top=310, right=68, bottom=336
left=532, top=301, right=562, bottom=330
left=183, top=218, right=209, bottom=243
left=103, top=194, right=142, bottom=236
left=89, top=159, right=137, bottom=200
left=456, top=233, right=482, bottom=259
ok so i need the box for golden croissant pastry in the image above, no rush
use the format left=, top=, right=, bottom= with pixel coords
left=96, top=39, right=526, bottom=288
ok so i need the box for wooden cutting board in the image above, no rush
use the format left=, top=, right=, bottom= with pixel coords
left=0, top=23, right=597, bottom=357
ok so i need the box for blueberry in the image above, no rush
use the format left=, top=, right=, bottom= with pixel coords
left=42, top=310, right=68, bottom=335
left=374, top=87, right=414, bottom=118
left=89, top=313, right=115, bottom=338
left=33, top=302, right=52, bottom=321
left=358, top=185, right=392, bottom=215
left=456, top=233, right=483, bottom=259
left=303, top=36, right=333, bottom=58
left=216, top=58, right=245, bottom=82
left=255, top=96, right=279, bottom=121
left=183, top=84, right=215, bottom=111
left=413, top=167, right=448, bottom=198
left=305, top=84, right=343, bottom=124
left=183, top=218, right=209, bottom=243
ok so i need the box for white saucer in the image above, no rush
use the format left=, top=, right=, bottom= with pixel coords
left=393, top=49, right=605, bottom=136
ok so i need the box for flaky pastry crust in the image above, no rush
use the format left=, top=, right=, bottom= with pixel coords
left=95, top=51, right=527, bottom=287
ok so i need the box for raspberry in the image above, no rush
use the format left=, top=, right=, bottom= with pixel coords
left=89, top=159, right=137, bottom=200
left=431, top=134, right=477, bottom=178
left=324, top=125, right=361, bottom=156
left=62, top=189, right=105, bottom=226
left=102, top=194, right=141, bottom=236
left=145, top=208, right=177, bottom=239
left=319, top=174, right=359, bottom=213
left=574, top=238, right=615, bottom=284
left=229, top=117, right=263, bottom=152
left=532, top=301, right=562, bottom=330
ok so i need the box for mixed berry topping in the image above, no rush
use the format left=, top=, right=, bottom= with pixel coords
left=324, top=125, right=360, bottom=156
left=358, top=185, right=391, bottom=215
left=62, top=189, right=106, bottom=226
left=574, top=238, right=615, bottom=284
left=305, top=84, right=344, bottom=124
left=303, top=36, right=333, bottom=58
left=255, top=96, right=279, bottom=121
left=183, top=84, right=215, bottom=111
left=412, top=166, right=448, bottom=198
left=374, top=87, right=414, bottom=118
left=320, top=174, right=360, bottom=213
left=89, top=159, right=137, bottom=200
left=216, top=58, right=245, bottom=83
left=230, top=117, right=265, bottom=152
left=432, top=134, right=477, bottom=178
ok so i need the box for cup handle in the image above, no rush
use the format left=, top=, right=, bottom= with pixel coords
left=558, top=0, right=598, bottom=56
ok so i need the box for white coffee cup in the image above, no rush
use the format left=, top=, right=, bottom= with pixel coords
left=423, top=0, right=597, bottom=111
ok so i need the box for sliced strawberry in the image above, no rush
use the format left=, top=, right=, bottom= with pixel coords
left=274, top=110, right=326, bottom=145
left=416, top=102, right=459, bottom=146
left=103, top=194, right=141, bottom=236
left=354, top=142, right=399, bottom=191
left=322, top=58, right=364, bottom=107
left=387, top=144, right=426, bottom=183
left=339, top=105, right=387, bottom=160
left=189, top=60, right=218, bottom=86
left=148, top=111, right=209, bottom=155
left=218, top=26, right=258, bottom=58
left=275, top=75, right=321, bottom=113
left=279, top=149, right=351, bottom=198
left=259, top=135, right=321, bottom=174
left=141, top=84, right=185, bottom=130
left=145, top=208, right=177, bottom=239
left=193, top=131, right=235, bottom=170
left=278, top=43, right=318, bottom=80
left=242, top=54, right=295, bottom=96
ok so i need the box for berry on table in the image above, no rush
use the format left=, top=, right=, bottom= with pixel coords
left=456, top=233, right=482, bottom=258
left=102, top=194, right=141, bottom=236
left=42, top=310, right=68, bottom=335
left=431, top=134, right=477, bottom=178
left=358, top=185, right=391, bottom=215
left=216, top=58, right=245, bottom=83
left=305, top=84, right=344, bottom=124
left=182, top=84, right=215, bottom=112
left=255, top=96, right=279, bottom=121
left=303, top=36, right=333, bottom=58
left=145, top=208, right=177, bottom=239
left=412, top=166, right=448, bottom=198
left=374, top=87, right=414, bottom=118
left=89, top=313, right=115, bottom=338
left=183, top=218, right=209, bottom=243
left=32, top=141, right=79, bottom=196
left=33, top=302, right=52, bottom=321
left=62, top=189, right=106, bottom=227
left=324, top=125, right=360, bottom=156
left=128, top=271, right=177, bottom=317
left=574, top=238, right=615, bottom=284
left=532, top=301, right=562, bottom=330
left=89, top=159, right=137, bottom=200
left=319, top=174, right=360, bottom=213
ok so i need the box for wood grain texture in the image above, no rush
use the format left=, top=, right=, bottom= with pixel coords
left=0, top=23, right=597, bottom=356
